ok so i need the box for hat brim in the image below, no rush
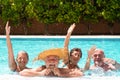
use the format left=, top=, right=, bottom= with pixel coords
left=34, top=48, right=69, bottom=61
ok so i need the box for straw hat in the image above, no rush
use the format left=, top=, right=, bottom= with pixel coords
left=33, top=48, right=69, bottom=61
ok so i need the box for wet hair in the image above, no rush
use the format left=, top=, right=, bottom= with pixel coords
left=17, top=50, right=29, bottom=60
left=70, top=48, right=82, bottom=58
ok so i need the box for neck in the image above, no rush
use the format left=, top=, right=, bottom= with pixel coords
left=68, top=62, right=78, bottom=69
left=17, top=65, right=26, bottom=71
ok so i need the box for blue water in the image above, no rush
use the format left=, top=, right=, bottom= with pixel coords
left=0, top=36, right=120, bottom=80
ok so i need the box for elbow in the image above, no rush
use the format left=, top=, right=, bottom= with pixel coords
left=19, top=70, right=27, bottom=76
left=19, top=69, right=28, bottom=76
left=9, top=64, right=17, bottom=71
left=19, top=71, right=24, bottom=76
left=9, top=66, right=16, bottom=72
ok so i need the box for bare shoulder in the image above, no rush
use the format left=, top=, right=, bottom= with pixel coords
left=33, top=65, right=46, bottom=71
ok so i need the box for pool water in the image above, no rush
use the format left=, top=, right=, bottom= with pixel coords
left=0, top=36, right=120, bottom=80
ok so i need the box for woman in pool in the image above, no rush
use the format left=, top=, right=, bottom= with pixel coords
left=5, top=21, right=29, bottom=72
left=61, top=23, right=81, bottom=69
left=62, top=23, right=83, bottom=70
left=61, top=24, right=96, bottom=71
left=63, top=48, right=82, bottom=69
left=62, top=46, right=96, bottom=72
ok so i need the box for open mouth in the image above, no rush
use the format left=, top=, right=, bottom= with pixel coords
left=48, top=64, right=55, bottom=68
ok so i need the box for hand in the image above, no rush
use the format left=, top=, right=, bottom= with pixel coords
left=88, top=45, right=96, bottom=58
left=103, top=58, right=116, bottom=65
left=67, top=23, right=75, bottom=33
left=41, top=69, right=52, bottom=76
left=69, top=69, right=83, bottom=76
left=53, top=68, right=61, bottom=76
left=5, top=21, right=10, bottom=35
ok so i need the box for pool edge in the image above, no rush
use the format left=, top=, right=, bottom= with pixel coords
left=0, top=35, right=120, bottom=38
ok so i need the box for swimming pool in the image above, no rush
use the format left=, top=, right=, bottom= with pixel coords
left=0, top=35, right=120, bottom=80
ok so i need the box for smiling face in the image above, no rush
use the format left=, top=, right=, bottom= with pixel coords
left=70, top=51, right=81, bottom=63
left=70, top=48, right=82, bottom=64
left=16, top=51, right=28, bottom=67
left=92, top=50, right=105, bottom=65
left=45, top=55, right=59, bottom=69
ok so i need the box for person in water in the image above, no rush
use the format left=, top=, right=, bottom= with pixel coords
left=84, top=48, right=120, bottom=71
left=62, top=48, right=82, bottom=69
left=62, top=45, right=97, bottom=72
left=5, top=21, right=29, bottom=72
left=19, top=23, right=83, bottom=77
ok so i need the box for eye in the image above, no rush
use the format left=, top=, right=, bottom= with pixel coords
left=94, top=54, right=97, bottom=57
left=94, top=54, right=101, bottom=57
left=18, top=57, right=21, bottom=59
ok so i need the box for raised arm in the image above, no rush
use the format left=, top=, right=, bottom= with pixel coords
left=64, top=23, right=75, bottom=49
left=5, top=21, right=17, bottom=71
left=62, top=23, right=76, bottom=66
left=83, top=46, right=96, bottom=72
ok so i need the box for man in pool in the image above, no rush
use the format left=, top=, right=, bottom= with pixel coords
left=85, top=48, right=120, bottom=71
left=5, top=21, right=30, bottom=72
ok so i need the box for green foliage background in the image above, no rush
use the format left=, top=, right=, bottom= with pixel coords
left=0, top=0, right=120, bottom=27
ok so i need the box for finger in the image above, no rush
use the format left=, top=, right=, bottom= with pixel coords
left=68, top=23, right=76, bottom=33
left=45, top=70, right=51, bottom=75
left=90, top=45, right=97, bottom=50
left=8, top=26, right=11, bottom=29
left=6, top=21, right=9, bottom=27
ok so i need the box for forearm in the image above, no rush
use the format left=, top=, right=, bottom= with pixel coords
left=19, top=69, right=44, bottom=77
left=83, top=56, right=91, bottom=72
left=64, top=32, right=71, bottom=49
left=6, top=34, right=13, bottom=54
left=64, top=23, right=75, bottom=49
left=6, top=34, right=16, bottom=70
left=59, top=69, right=83, bottom=77
left=61, top=71, right=83, bottom=77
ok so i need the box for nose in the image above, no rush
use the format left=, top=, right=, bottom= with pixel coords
left=21, top=58, right=24, bottom=62
left=49, top=60, right=55, bottom=63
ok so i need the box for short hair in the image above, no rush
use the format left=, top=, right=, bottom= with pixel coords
left=94, top=49, right=105, bottom=57
left=70, top=48, right=82, bottom=58
left=17, top=50, right=29, bottom=60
